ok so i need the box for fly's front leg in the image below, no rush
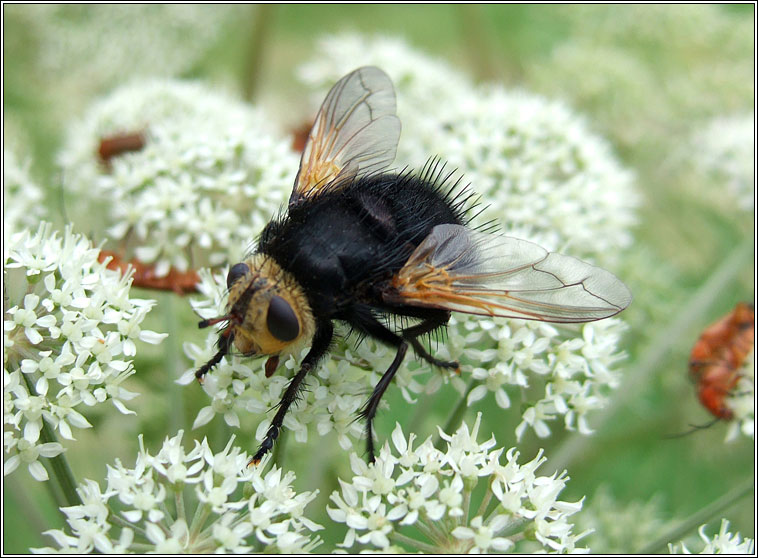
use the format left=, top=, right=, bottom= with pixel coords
left=249, top=320, right=333, bottom=465
left=195, top=330, right=233, bottom=383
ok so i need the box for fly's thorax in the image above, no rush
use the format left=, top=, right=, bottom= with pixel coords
left=226, top=255, right=315, bottom=357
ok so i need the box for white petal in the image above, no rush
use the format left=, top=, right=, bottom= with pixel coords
left=25, top=328, right=43, bottom=345
left=38, top=443, right=65, bottom=458
left=66, top=409, right=93, bottom=428
left=112, top=399, right=136, bottom=415
left=224, top=412, right=240, bottom=428
left=193, top=406, right=216, bottom=429
left=4, top=455, right=20, bottom=475
left=122, top=510, right=143, bottom=523
left=29, top=461, right=50, bottom=481
left=140, top=330, right=168, bottom=344
left=58, top=420, right=74, bottom=441
left=35, top=315, right=57, bottom=328
left=467, top=384, right=488, bottom=405
left=176, top=369, right=198, bottom=385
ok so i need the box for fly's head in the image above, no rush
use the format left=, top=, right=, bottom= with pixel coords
left=198, top=255, right=314, bottom=378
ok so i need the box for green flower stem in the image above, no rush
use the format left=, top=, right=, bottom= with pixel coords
left=635, top=477, right=754, bottom=554
left=546, top=237, right=754, bottom=474
left=434, top=378, right=477, bottom=451
left=416, top=510, right=447, bottom=545
left=19, top=370, right=81, bottom=509
left=477, top=481, right=494, bottom=519
left=110, top=509, right=151, bottom=540
left=5, top=477, right=50, bottom=540
left=499, top=516, right=531, bottom=538
left=390, top=531, right=441, bottom=553
left=457, top=4, right=498, bottom=81
left=128, top=542, right=162, bottom=552
left=175, top=488, right=186, bottom=525
left=462, top=484, right=472, bottom=522
left=407, top=376, right=438, bottom=434
left=161, top=293, right=184, bottom=434
left=241, top=4, right=274, bottom=102
left=189, top=501, right=212, bottom=541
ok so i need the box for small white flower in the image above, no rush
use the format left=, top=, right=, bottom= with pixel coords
left=33, top=431, right=322, bottom=554
left=452, top=515, right=515, bottom=553
left=144, top=519, right=188, bottom=553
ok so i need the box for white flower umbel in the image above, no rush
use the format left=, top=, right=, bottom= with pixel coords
left=724, top=348, right=754, bottom=442
left=436, top=314, right=627, bottom=442
left=691, top=114, right=755, bottom=212
left=3, top=223, right=166, bottom=481
left=297, top=33, right=474, bottom=168
left=669, top=519, right=755, bottom=554
left=59, top=79, right=298, bottom=277
left=327, top=414, right=589, bottom=553
left=3, top=148, right=46, bottom=250
left=181, top=269, right=412, bottom=453
left=31, top=431, right=322, bottom=554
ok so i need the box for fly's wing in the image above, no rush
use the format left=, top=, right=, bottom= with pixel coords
left=386, top=224, right=632, bottom=323
left=290, top=66, right=401, bottom=207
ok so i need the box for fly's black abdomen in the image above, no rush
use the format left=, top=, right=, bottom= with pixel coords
left=257, top=166, right=474, bottom=317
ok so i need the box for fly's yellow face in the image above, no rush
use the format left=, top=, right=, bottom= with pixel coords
left=226, top=256, right=314, bottom=358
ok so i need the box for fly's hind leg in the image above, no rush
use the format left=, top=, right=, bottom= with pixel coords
left=349, top=306, right=456, bottom=462
left=347, top=306, right=410, bottom=462
left=401, top=309, right=459, bottom=372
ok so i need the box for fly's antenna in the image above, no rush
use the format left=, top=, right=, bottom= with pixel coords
left=663, top=417, right=721, bottom=439
left=198, top=315, right=232, bottom=328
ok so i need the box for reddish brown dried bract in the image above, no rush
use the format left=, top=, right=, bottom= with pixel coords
left=98, top=131, right=146, bottom=164
left=689, top=302, right=754, bottom=419
left=291, top=121, right=313, bottom=153
left=98, top=250, right=200, bottom=295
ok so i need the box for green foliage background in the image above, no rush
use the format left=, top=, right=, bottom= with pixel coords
left=3, top=4, right=754, bottom=553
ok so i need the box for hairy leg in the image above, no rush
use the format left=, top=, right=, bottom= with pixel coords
left=249, top=320, right=334, bottom=465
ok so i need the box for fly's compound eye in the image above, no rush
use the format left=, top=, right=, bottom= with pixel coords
left=227, top=263, right=249, bottom=289
left=267, top=295, right=300, bottom=342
